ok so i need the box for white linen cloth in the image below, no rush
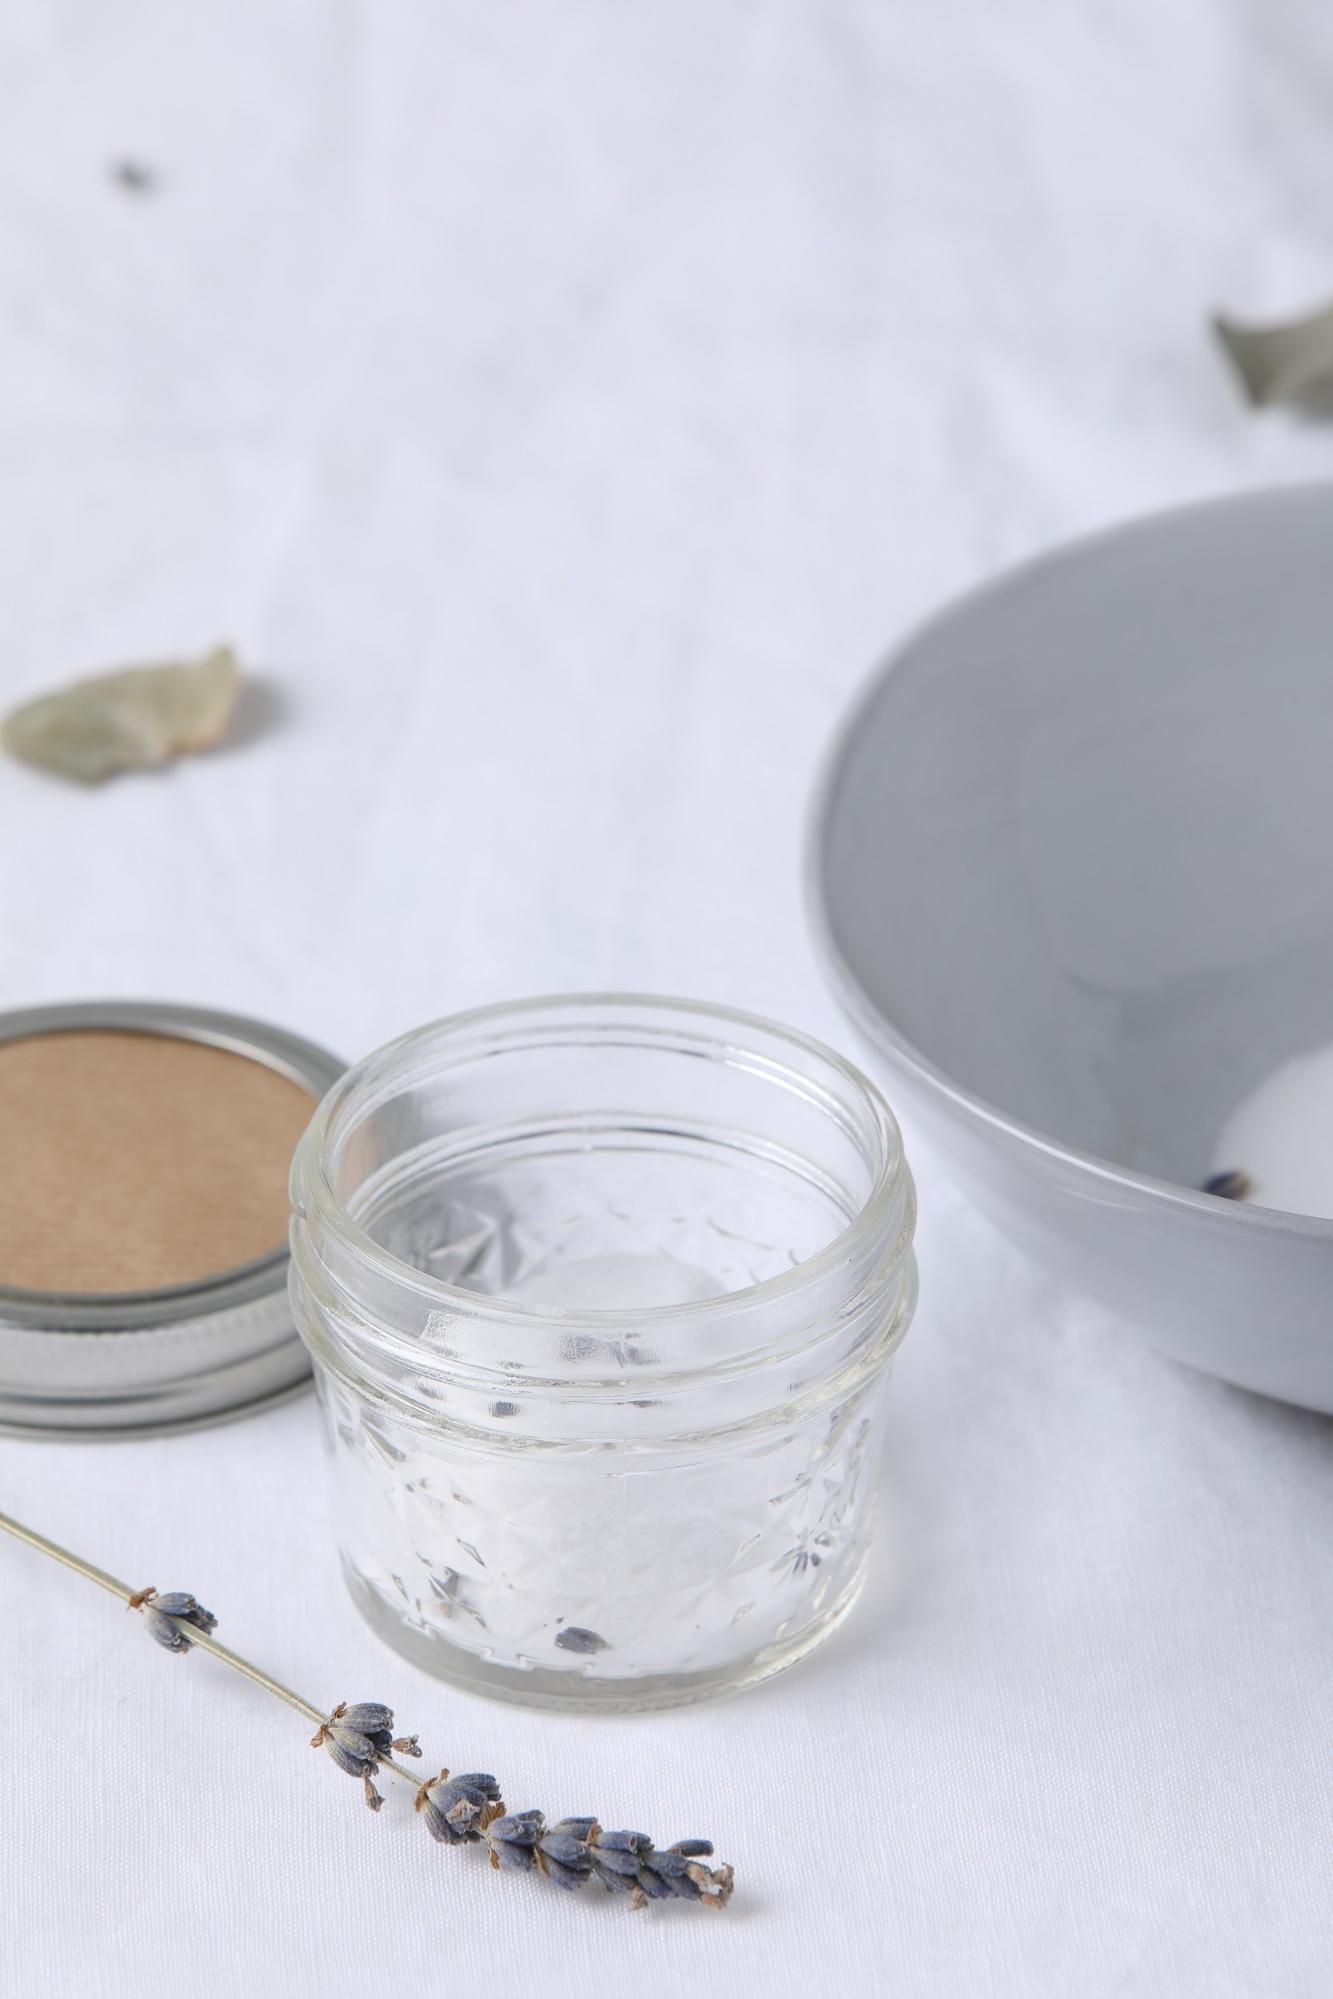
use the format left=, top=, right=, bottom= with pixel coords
left=3, top=4, right=1332, bottom=1992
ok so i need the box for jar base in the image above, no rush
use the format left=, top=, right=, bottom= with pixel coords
left=342, top=1554, right=867, bottom=1713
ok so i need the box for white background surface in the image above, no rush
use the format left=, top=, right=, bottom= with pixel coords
left=3, top=4, right=1332, bottom=1993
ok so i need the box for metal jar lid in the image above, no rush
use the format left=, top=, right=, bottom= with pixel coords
left=0, top=1000, right=342, bottom=1438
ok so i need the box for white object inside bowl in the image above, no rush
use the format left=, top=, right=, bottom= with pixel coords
left=1211, top=1042, right=1333, bottom=1221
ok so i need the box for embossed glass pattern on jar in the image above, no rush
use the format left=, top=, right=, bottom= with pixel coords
left=290, top=997, right=916, bottom=1710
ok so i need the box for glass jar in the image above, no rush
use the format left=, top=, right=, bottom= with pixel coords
left=289, top=996, right=916, bottom=1710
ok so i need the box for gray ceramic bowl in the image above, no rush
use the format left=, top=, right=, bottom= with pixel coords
left=811, top=485, right=1333, bottom=1413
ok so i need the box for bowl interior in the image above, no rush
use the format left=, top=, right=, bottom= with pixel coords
left=817, top=487, right=1333, bottom=1189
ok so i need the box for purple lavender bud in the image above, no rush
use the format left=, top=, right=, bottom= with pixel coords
left=534, top=1819, right=597, bottom=1891
left=629, top=1842, right=735, bottom=1908
left=310, top=1701, right=416, bottom=1808
left=539, top=1832, right=593, bottom=1868
left=595, top=1861, right=640, bottom=1893
left=131, top=1589, right=217, bottom=1652
left=490, top=1846, right=536, bottom=1874
left=149, top=1592, right=214, bottom=1625
left=481, top=1807, right=733, bottom=1911
left=415, top=1771, right=503, bottom=1844
left=554, top=1626, right=608, bottom=1655
left=339, top=1703, right=393, bottom=1736
left=591, top=1842, right=645, bottom=1880
left=486, top=1810, right=544, bottom=1871
left=630, top=1864, right=677, bottom=1902
left=595, top=1829, right=652, bottom=1853
left=540, top=1857, right=589, bottom=1892
left=651, top=1849, right=702, bottom=1895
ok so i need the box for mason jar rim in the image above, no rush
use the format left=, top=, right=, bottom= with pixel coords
left=290, top=991, right=911, bottom=1331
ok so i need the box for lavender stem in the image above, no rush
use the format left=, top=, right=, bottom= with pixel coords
left=0, top=1503, right=734, bottom=1903
left=0, top=1503, right=329, bottom=1732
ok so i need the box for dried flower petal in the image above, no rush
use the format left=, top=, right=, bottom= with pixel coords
left=539, top=1857, right=589, bottom=1892
left=322, top=1736, right=375, bottom=1780
left=554, top=1626, right=609, bottom=1655
left=532, top=1816, right=599, bottom=1891
left=128, top=1587, right=218, bottom=1653
left=689, top=1860, right=735, bottom=1909
left=482, top=1811, right=734, bottom=1910
left=310, top=1700, right=418, bottom=1810
left=649, top=1849, right=706, bottom=1898
left=589, top=1830, right=649, bottom=1887
left=630, top=1857, right=679, bottom=1903
left=593, top=1855, right=641, bottom=1891
left=1202, top=1169, right=1250, bottom=1201
left=487, top=1810, right=545, bottom=1871
left=415, top=1770, right=504, bottom=1844
left=626, top=1838, right=734, bottom=1910
left=337, top=1703, right=392, bottom=1737
left=593, top=1828, right=651, bottom=1852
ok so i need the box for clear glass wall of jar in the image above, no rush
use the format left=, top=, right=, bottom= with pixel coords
left=289, top=996, right=917, bottom=1711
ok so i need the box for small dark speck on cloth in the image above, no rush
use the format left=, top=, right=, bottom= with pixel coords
left=109, top=158, right=158, bottom=195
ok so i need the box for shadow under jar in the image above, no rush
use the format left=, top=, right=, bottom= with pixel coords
left=289, top=996, right=916, bottom=1711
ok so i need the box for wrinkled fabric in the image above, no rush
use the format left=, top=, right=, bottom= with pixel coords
left=3, top=3, right=1333, bottom=1994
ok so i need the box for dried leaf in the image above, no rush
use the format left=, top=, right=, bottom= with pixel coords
left=1212, top=298, right=1333, bottom=409
left=2, top=646, right=242, bottom=784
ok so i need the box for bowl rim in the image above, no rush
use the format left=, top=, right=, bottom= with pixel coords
left=806, top=478, right=1333, bottom=1242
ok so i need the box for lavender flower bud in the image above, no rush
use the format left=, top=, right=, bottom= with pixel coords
left=535, top=1819, right=597, bottom=1892
left=128, top=1587, right=218, bottom=1653
left=310, top=1701, right=421, bottom=1810
left=588, top=1827, right=653, bottom=1894
left=414, top=1771, right=503, bottom=1844
left=486, top=1810, right=545, bottom=1872
left=1202, top=1169, right=1250, bottom=1201
left=636, top=1842, right=734, bottom=1910
left=483, top=1812, right=733, bottom=1909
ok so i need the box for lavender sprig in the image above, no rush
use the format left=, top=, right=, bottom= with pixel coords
left=0, top=1506, right=734, bottom=1913
left=487, top=1812, right=733, bottom=1908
